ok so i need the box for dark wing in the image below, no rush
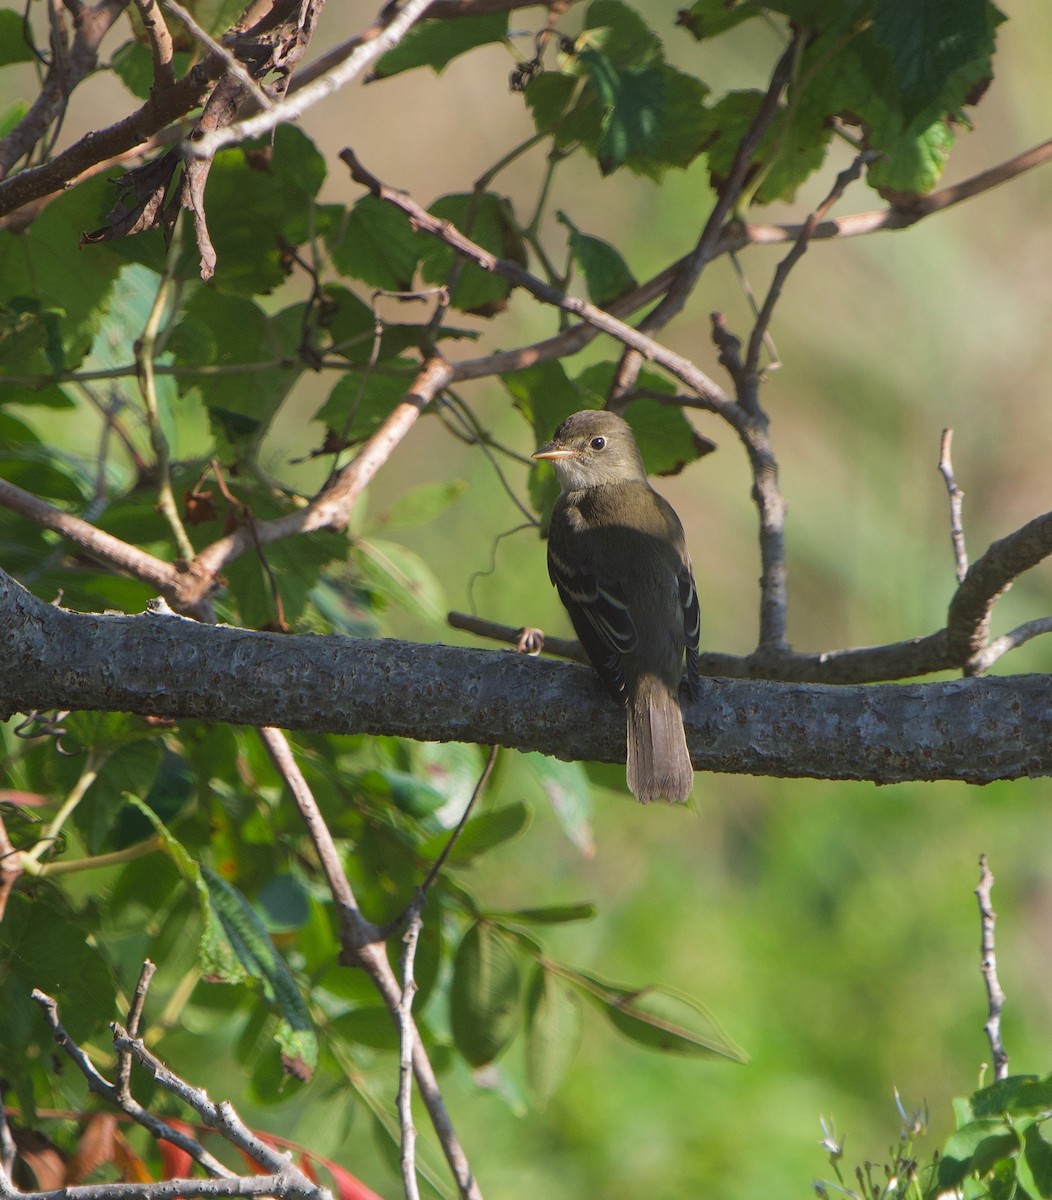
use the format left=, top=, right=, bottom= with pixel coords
left=679, top=556, right=701, bottom=701
left=546, top=536, right=636, bottom=704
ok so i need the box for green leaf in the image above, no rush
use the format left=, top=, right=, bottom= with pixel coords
left=524, top=966, right=582, bottom=1105
left=200, top=868, right=318, bottom=1074
left=488, top=902, right=598, bottom=926
left=111, top=41, right=191, bottom=100
left=522, top=753, right=595, bottom=857
left=372, top=11, right=507, bottom=78
left=0, top=455, right=86, bottom=503
left=582, top=0, right=664, bottom=68
left=190, top=127, right=325, bottom=294
left=937, top=1120, right=1021, bottom=1191
left=575, top=44, right=709, bottom=177
left=1023, top=1126, right=1052, bottom=1199
left=380, top=479, right=469, bottom=529
left=359, top=768, right=447, bottom=818
left=506, top=361, right=588, bottom=445
left=866, top=116, right=955, bottom=196
left=676, top=0, right=764, bottom=40
left=419, top=192, right=525, bottom=314
left=315, top=367, right=418, bottom=442
left=167, top=290, right=302, bottom=447
left=871, top=0, right=994, bottom=123
left=0, top=176, right=122, bottom=372
left=417, top=802, right=531, bottom=864
left=113, top=747, right=195, bottom=847
left=524, top=72, right=579, bottom=134
left=327, top=195, right=422, bottom=291
left=333, top=1005, right=400, bottom=1050
left=972, top=1076, right=1052, bottom=1118
left=569, top=970, right=747, bottom=1060
left=557, top=212, right=637, bottom=305
left=354, top=537, right=447, bottom=623
left=0, top=9, right=36, bottom=64
left=76, top=738, right=162, bottom=854
left=450, top=921, right=522, bottom=1067
left=257, top=874, right=311, bottom=933
left=0, top=893, right=117, bottom=1066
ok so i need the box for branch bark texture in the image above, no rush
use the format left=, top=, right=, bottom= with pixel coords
left=4, top=572, right=1049, bottom=785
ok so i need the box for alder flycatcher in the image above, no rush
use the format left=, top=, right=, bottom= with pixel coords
left=533, top=409, right=700, bottom=804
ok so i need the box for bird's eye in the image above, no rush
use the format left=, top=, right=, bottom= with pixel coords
left=590, top=436, right=606, bottom=450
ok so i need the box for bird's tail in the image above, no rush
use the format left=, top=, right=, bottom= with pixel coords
left=625, top=675, right=694, bottom=804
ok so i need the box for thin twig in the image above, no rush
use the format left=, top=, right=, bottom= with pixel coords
left=257, top=727, right=483, bottom=1200
left=133, top=0, right=176, bottom=89
left=975, top=854, right=1009, bottom=1081
left=418, top=746, right=499, bottom=899
left=116, top=960, right=157, bottom=1101
left=31, top=989, right=235, bottom=1179
left=163, top=0, right=275, bottom=110
left=398, top=905, right=424, bottom=1200
left=947, top=509, right=1052, bottom=670
left=744, top=150, right=879, bottom=375
left=938, top=428, right=969, bottom=584
left=136, top=223, right=195, bottom=562
left=187, top=0, right=436, bottom=160
left=448, top=611, right=585, bottom=664
left=341, top=149, right=732, bottom=411
left=969, top=616, right=1052, bottom=674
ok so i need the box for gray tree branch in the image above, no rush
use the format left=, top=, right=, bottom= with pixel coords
left=4, top=570, right=1051, bottom=785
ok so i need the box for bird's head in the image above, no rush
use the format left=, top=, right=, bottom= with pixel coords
left=531, top=409, right=648, bottom=492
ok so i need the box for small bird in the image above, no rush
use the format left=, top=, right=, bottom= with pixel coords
left=532, top=409, right=700, bottom=803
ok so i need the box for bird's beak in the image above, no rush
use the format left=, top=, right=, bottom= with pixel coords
left=532, top=442, right=574, bottom=462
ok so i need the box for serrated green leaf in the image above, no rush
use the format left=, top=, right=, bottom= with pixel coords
left=328, top=195, right=422, bottom=291
left=524, top=966, right=582, bottom=1105
left=372, top=11, right=507, bottom=78
left=872, top=0, right=993, bottom=123
left=167, top=291, right=302, bottom=445
left=315, top=367, right=418, bottom=442
left=417, top=802, right=531, bottom=864
left=380, top=479, right=469, bottom=529
left=937, top=1120, right=1020, bottom=1191
left=420, top=192, right=524, bottom=314
left=0, top=893, right=116, bottom=1060
left=972, top=1076, right=1052, bottom=1118
left=866, top=117, right=955, bottom=196
left=524, top=72, right=579, bottom=134
left=450, top=921, right=522, bottom=1067
left=568, top=970, right=747, bottom=1061
left=558, top=212, right=636, bottom=305
left=576, top=47, right=709, bottom=177
left=582, top=0, right=664, bottom=68
left=0, top=175, right=121, bottom=372
left=354, top=537, right=446, bottom=623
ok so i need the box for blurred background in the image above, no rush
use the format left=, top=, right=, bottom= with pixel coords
left=5, top=0, right=1052, bottom=1197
